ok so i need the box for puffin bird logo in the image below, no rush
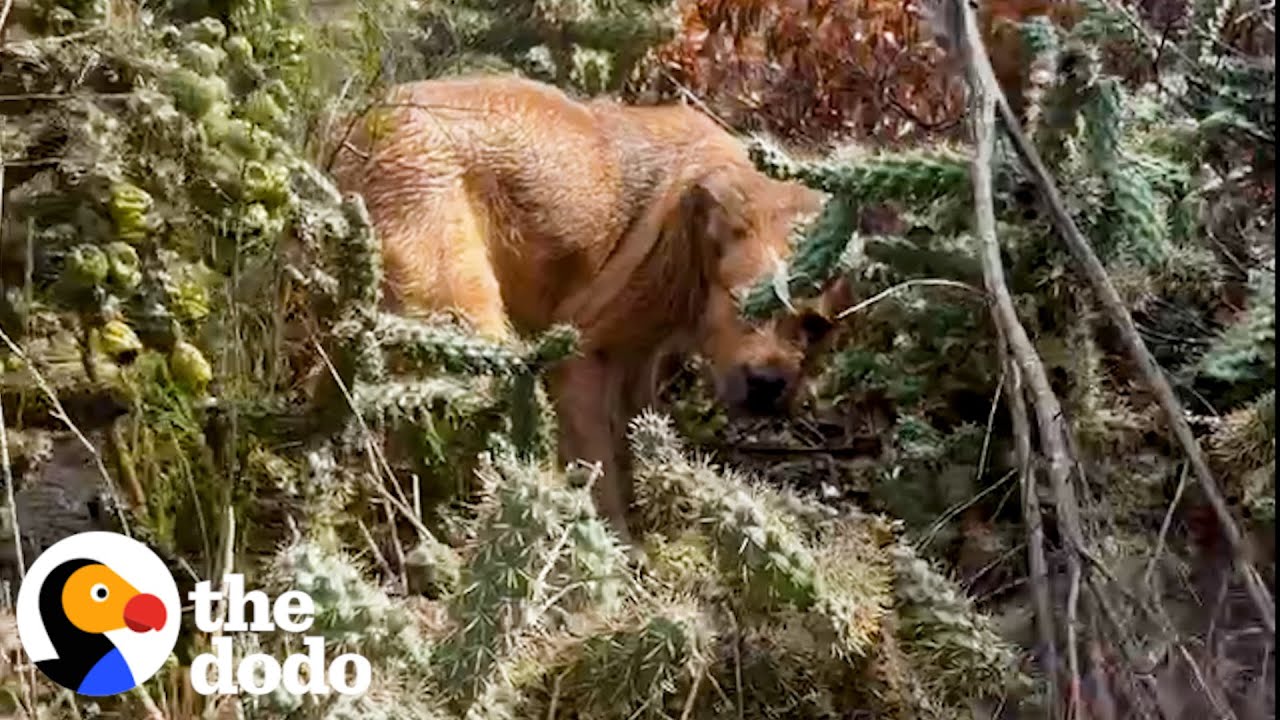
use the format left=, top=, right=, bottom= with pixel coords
left=17, top=532, right=181, bottom=697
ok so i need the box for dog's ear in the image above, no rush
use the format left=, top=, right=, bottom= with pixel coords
left=798, top=275, right=853, bottom=347
left=681, top=170, right=746, bottom=257
left=820, top=275, right=855, bottom=318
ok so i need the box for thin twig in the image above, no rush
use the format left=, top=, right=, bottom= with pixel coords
left=356, top=517, right=396, bottom=580
left=0, top=379, right=22, bottom=583
left=547, top=668, right=569, bottom=720
left=201, top=505, right=236, bottom=720
left=730, top=609, right=744, bottom=720
left=975, top=372, right=1006, bottom=485
left=382, top=502, right=409, bottom=594
left=311, top=338, right=437, bottom=542
left=1143, top=463, right=1189, bottom=591
left=1177, top=644, right=1240, bottom=720
left=0, top=394, right=34, bottom=717
left=0, top=0, right=12, bottom=39
left=132, top=685, right=167, bottom=720
left=835, top=278, right=984, bottom=319
left=916, top=469, right=1016, bottom=551
left=680, top=668, right=705, bottom=720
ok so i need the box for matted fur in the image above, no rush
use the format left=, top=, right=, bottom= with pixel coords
left=326, top=75, right=837, bottom=543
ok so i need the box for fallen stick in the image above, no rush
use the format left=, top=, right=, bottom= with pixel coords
left=953, top=0, right=1088, bottom=713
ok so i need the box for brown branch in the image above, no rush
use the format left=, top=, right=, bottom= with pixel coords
left=988, top=21, right=1277, bottom=639
left=0, top=0, right=12, bottom=40
left=952, top=0, right=1090, bottom=713
left=1001, top=335, right=1059, bottom=717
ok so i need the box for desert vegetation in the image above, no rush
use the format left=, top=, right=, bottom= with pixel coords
left=0, top=0, right=1273, bottom=717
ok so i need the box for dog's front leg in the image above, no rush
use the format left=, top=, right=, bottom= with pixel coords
left=548, top=352, right=634, bottom=547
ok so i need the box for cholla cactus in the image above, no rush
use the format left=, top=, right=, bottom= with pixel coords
left=629, top=411, right=895, bottom=652
left=417, top=0, right=678, bottom=95
left=1082, top=77, right=1125, bottom=170
left=739, top=196, right=861, bottom=319
left=267, top=538, right=435, bottom=672
left=1199, top=270, right=1276, bottom=391
left=748, top=139, right=971, bottom=202
left=433, top=452, right=628, bottom=703
left=1019, top=16, right=1060, bottom=135
left=352, top=378, right=492, bottom=426
left=1209, top=390, right=1276, bottom=519
left=630, top=411, right=819, bottom=611
left=1210, top=390, right=1276, bottom=472
left=554, top=598, right=713, bottom=719
left=365, top=315, right=531, bottom=376
left=888, top=543, right=1032, bottom=707
left=740, top=139, right=985, bottom=319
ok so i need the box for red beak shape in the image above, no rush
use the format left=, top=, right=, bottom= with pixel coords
left=123, top=593, right=167, bottom=632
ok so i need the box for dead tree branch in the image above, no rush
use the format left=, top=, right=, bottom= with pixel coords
left=1002, top=335, right=1060, bottom=717
left=988, top=10, right=1275, bottom=638
left=952, top=0, right=1094, bottom=713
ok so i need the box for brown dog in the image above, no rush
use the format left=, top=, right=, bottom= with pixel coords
left=325, top=75, right=838, bottom=544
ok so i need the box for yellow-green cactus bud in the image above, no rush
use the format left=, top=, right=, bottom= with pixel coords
left=243, top=161, right=291, bottom=208
left=243, top=90, right=286, bottom=132
left=221, top=119, right=267, bottom=161
left=262, top=79, right=294, bottom=111
left=224, top=35, right=253, bottom=64
left=199, top=103, right=233, bottom=142
left=65, top=244, right=110, bottom=289
left=170, top=341, right=213, bottom=390
left=240, top=202, right=278, bottom=236
left=181, top=17, right=227, bottom=45
left=109, top=182, right=154, bottom=242
left=170, top=277, right=211, bottom=323
left=100, top=320, right=143, bottom=361
left=104, top=242, right=141, bottom=291
left=179, top=41, right=226, bottom=75
left=166, top=69, right=229, bottom=118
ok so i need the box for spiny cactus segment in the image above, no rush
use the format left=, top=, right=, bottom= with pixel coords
left=748, top=138, right=971, bottom=203
left=555, top=599, right=712, bottom=719
left=434, top=453, right=627, bottom=703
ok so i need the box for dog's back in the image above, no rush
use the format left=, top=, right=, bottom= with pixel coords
left=325, top=75, right=757, bottom=340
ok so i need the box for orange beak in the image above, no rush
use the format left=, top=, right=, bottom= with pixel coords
left=123, top=593, right=166, bottom=632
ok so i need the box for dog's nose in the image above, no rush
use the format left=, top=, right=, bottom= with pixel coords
left=744, top=366, right=789, bottom=413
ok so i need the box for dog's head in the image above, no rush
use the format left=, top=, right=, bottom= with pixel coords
left=684, top=166, right=846, bottom=418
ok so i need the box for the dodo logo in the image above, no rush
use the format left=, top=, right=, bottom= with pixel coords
left=16, top=532, right=181, bottom=696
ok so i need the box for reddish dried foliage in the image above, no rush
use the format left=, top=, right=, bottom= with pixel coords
left=638, top=0, right=1081, bottom=149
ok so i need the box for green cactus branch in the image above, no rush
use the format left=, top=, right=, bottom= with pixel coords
left=739, top=196, right=861, bottom=319
left=434, top=451, right=627, bottom=704
left=351, top=377, right=493, bottom=425
left=747, top=138, right=971, bottom=203
left=554, top=599, right=713, bottom=719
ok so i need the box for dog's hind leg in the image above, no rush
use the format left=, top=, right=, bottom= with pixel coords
left=374, top=180, right=511, bottom=341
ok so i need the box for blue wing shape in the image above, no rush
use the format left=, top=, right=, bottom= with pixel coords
left=77, top=647, right=137, bottom=696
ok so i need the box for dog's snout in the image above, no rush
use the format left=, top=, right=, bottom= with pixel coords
left=744, top=366, right=790, bottom=413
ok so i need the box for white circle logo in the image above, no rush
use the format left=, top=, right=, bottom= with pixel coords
left=16, top=532, right=181, bottom=696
